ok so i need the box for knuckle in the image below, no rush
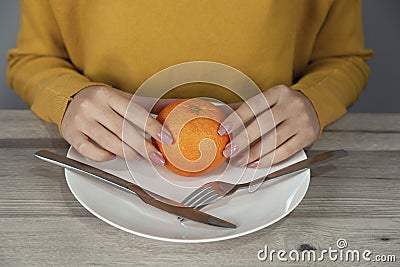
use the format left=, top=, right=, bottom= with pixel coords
left=107, top=90, right=123, bottom=105
left=86, top=86, right=110, bottom=102
left=296, top=111, right=309, bottom=125
left=292, top=95, right=306, bottom=110
left=146, top=116, right=161, bottom=131
left=133, top=139, right=147, bottom=154
left=76, top=98, right=93, bottom=111
left=94, top=86, right=110, bottom=96
left=278, top=84, right=290, bottom=91
left=75, top=140, right=88, bottom=155
left=274, top=84, right=291, bottom=94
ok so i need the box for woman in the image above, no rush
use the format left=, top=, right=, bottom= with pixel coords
left=7, top=0, right=372, bottom=168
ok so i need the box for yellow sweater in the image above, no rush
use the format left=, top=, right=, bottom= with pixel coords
left=7, top=0, right=372, bottom=132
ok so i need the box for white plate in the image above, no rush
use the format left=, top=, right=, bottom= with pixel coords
left=65, top=147, right=309, bottom=243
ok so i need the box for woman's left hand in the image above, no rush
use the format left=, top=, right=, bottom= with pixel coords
left=219, top=85, right=320, bottom=168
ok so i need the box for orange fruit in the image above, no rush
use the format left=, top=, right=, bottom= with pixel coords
left=154, top=98, right=229, bottom=177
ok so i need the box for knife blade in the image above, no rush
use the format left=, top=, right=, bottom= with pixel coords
left=34, top=150, right=236, bottom=229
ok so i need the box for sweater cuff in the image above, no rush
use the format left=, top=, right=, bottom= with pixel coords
left=30, top=79, right=110, bottom=136
left=291, top=82, right=347, bottom=135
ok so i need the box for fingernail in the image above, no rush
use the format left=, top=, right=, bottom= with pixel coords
left=231, top=155, right=247, bottom=167
left=218, top=121, right=233, bottom=136
left=248, top=160, right=259, bottom=168
left=223, top=143, right=239, bottom=158
left=149, top=152, right=165, bottom=166
left=108, top=154, right=116, bottom=160
left=157, top=129, right=173, bottom=144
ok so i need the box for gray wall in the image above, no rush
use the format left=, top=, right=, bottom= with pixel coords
left=1, top=0, right=399, bottom=112
left=349, top=0, right=400, bottom=112
left=0, top=1, right=26, bottom=109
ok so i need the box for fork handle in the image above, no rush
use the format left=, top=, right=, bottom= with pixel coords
left=239, top=149, right=348, bottom=190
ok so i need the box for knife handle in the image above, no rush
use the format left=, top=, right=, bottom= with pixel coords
left=34, top=150, right=188, bottom=207
left=267, top=149, right=348, bottom=180
left=35, top=150, right=169, bottom=206
left=34, top=150, right=143, bottom=194
left=242, top=149, right=348, bottom=190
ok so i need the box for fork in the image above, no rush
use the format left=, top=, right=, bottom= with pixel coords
left=180, top=150, right=348, bottom=211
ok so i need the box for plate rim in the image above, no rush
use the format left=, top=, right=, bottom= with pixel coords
left=65, top=147, right=310, bottom=243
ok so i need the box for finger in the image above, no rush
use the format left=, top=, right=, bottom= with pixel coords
left=243, top=120, right=297, bottom=167
left=81, top=121, right=140, bottom=161
left=95, top=105, right=164, bottom=165
left=251, top=134, right=306, bottom=168
left=223, top=107, right=281, bottom=158
left=81, top=121, right=122, bottom=156
left=92, top=108, right=141, bottom=160
left=109, top=95, right=173, bottom=144
left=122, top=127, right=166, bottom=166
left=218, top=85, right=282, bottom=136
left=94, top=107, right=125, bottom=138
left=230, top=118, right=296, bottom=167
left=122, top=142, right=144, bottom=161
left=70, top=132, right=115, bottom=162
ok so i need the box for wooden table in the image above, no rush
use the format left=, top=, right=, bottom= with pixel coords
left=1, top=110, right=399, bottom=266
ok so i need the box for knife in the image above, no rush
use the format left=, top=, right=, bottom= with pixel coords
left=34, top=150, right=236, bottom=229
left=247, top=149, right=348, bottom=188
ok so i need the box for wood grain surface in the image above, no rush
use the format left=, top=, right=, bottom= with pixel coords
left=0, top=111, right=399, bottom=266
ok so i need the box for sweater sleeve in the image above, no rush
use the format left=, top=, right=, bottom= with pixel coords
left=291, top=0, right=373, bottom=132
left=7, top=0, right=107, bottom=132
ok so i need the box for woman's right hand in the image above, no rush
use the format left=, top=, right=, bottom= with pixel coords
left=61, top=86, right=173, bottom=164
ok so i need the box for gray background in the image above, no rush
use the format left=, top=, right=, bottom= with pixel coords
left=1, top=0, right=399, bottom=111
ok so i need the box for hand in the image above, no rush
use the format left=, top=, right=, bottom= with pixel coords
left=218, top=85, right=320, bottom=167
left=61, top=86, right=174, bottom=164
